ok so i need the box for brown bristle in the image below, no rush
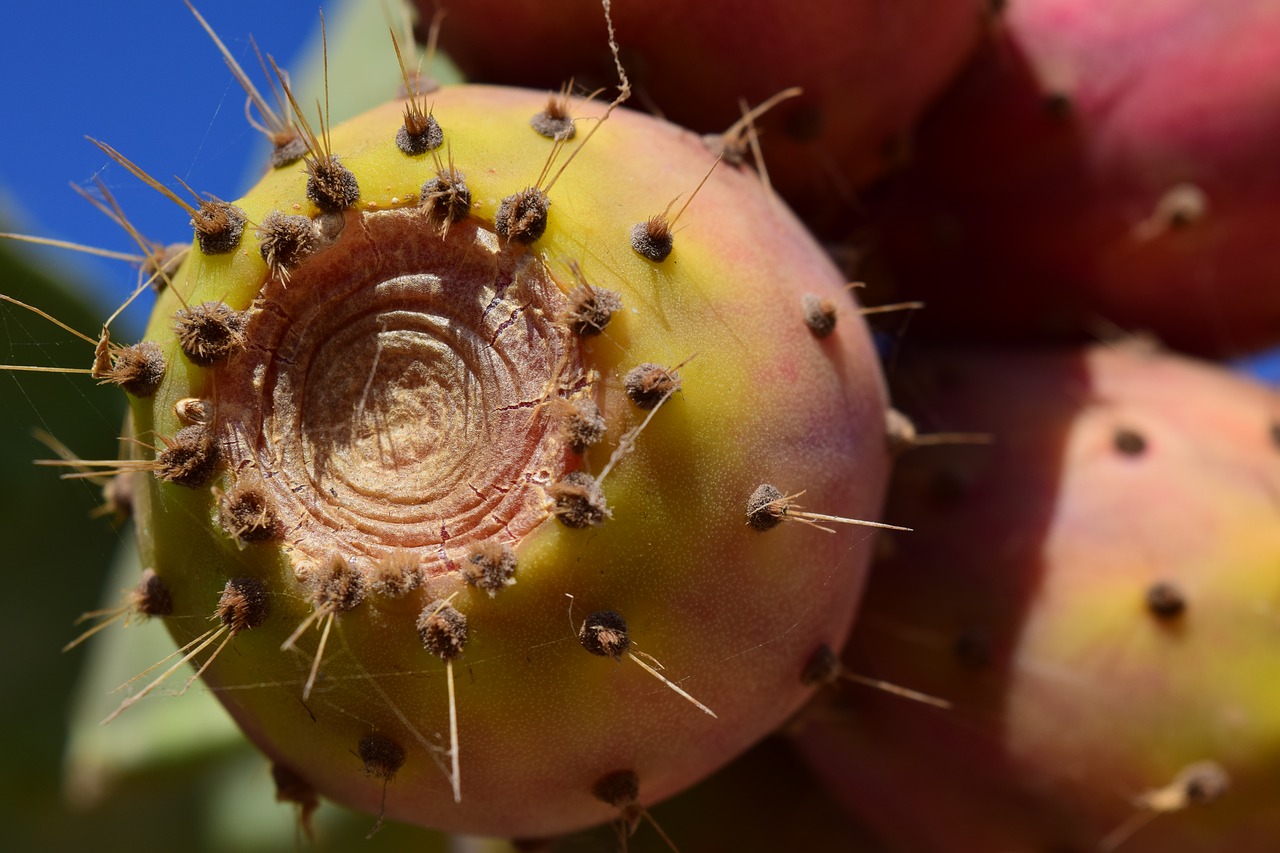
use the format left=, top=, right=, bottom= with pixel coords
left=548, top=471, right=610, bottom=528
left=174, top=301, right=247, bottom=367
left=157, top=424, right=220, bottom=488
left=562, top=285, right=622, bottom=337
left=495, top=187, right=550, bottom=244
left=217, top=576, right=270, bottom=632
left=461, top=541, right=518, bottom=596
left=801, top=293, right=838, bottom=338
left=421, top=168, right=472, bottom=226
left=191, top=200, right=247, bottom=254
left=417, top=599, right=469, bottom=661
left=312, top=553, right=366, bottom=612
left=306, top=156, right=360, bottom=212
left=629, top=216, right=674, bottom=262
left=578, top=609, right=631, bottom=660
left=131, top=568, right=174, bottom=618
left=358, top=733, right=406, bottom=781
left=624, top=362, right=681, bottom=410
left=745, top=483, right=786, bottom=531
left=100, top=340, right=166, bottom=397
left=257, top=211, right=319, bottom=280
left=369, top=549, right=423, bottom=598
left=556, top=397, right=607, bottom=453
left=219, top=485, right=279, bottom=543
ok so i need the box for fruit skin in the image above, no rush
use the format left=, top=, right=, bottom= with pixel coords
left=129, top=84, right=891, bottom=837
left=865, top=0, right=1280, bottom=357
left=794, top=343, right=1280, bottom=851
left=427, top=0, right=986, bottom=237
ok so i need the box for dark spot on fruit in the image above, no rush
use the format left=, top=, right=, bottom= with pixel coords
left=358, top=733, right=406, bottom=781
left=157, top=424, right=219, bottom=488
left=800, top=643, right=841, bottom=686
left=953, top=631, right=992, bottom=669
left=257, top=211, right=319, bottom=279
left=421, top=168, right=472, bottom=226
left=1114, top=427, right=1147, bottom=456
left=271, top=135, right=309, bottom=169
left=219, top=485, right=278, bottom=543
left=530, top=94, right=576, bottom=140
left=270, top=762, right=319, bottom=839
left=630, top=217, right=673, bottom=262
left=369, top=550, right=423, bottom=598
left=462, top=540, right=517, bottom=596
left=312, top=553, right=366, bottom=612
left=549, top=471, right=610, bottom=528
left=132, top=568, right=173, bottom=617
left=579, top=609, right=631, bottom=660
left=562, top=285, right=622, bottom=337
left=306, top=156, right=361, bottom=212
left=1146, top=581, right=1187, bottom=619
left=417, top=599, right=469, bottom=661
left=746, top=483, right=786, bottom=531
left=801, top=293, right=837, bottom=338
left=1180, top=761, right=1230, bottom=805
left=495, top=188, right=549, bottom=244
left=1043, top=91, right=1073, bottom=118
left=100, top=340, right=166, bottom=397
left=218, top=576, right=269, bottom=632
left=396, top=109, right=444, bottom=156
left=174, top=301, right=247, bottom=367
left=1269, top=421, right=1280, bottom=450
left=591, top=768, right=640, bottom=807
left=624, top=362, right=681, bottom=410
left=191, top=200, right=247, bottom=254
left=557, top=397, right=607, bottom=453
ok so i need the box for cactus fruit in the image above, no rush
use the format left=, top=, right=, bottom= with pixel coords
left=795, top=343, right=1280, bottom=851
left=38, top=32, right=898, bottom=834
left=865, top=0, right=1280, bottom=356
left=428, top=0, right=988, bottom=237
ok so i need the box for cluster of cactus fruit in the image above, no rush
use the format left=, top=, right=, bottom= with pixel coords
left=4, top=0, right=1280, bottom=850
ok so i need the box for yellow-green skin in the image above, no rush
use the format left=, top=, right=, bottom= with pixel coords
left=129, top=85, right=890, bottom=836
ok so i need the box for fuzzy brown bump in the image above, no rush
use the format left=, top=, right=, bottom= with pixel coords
left=174, top=301, right=247, bottom=367
left=624, top=363, right=681, bottom=410
left=800, top=643, right=841, bottom=686
left=530, top=96, right=576, bottom=141
left=157, top=424, right=219, bottom=489
left=1113, top=427, right=1148, bottom=456
left=548, top=471, right=610, bottom=528
left=591, top=768, right=640, bottom=807
left=311, top=554, right=367, bottom=612
left=192, top=200, right=247, bottom=255
left=421, top=169, right=472, bottom=226
left=1146, top=581, right=1187, bottom=620
left=219, top=486, right=279, bottom=543
left=368, top=550, right=423, bottom=599
left=271, top=762, right=319, bottom=839
left=630, top=217, right=673, bottom=262
left=1179, top=761, right=1231, bottom=805
left=801, top=293, right=838, bottom=338
left=102, top=472, right=134, bottom=522
left=306, top=156, right=360, bottom=212
left=257, top=211, right=319, bottom=279
left=495, top=188, right=549, bottom=244
left=562, top=285, right=622, bottom=337
left=396, top=111, right=444, bottom=155
left=131, top=568, right=174, bottom=618
left=746, top=483, right=786, bottom=531
left=462, top=541, right=517, bottom=596
left=271, top=135, right=309, bottom=169
left=358, top=734, right=406, bottom=781
left=556, top=397, right=607, bottom=453
left=99, top=340, right=166, bottom=397
left=578, top=609, right=630, bottom=660
left=417, top=599, right=469, bottom=661
left=217, top=576, right=269, bottom=632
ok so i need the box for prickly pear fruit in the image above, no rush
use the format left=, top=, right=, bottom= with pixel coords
left=865, top=0, right=1280, bottom=356
left=112, top=82, right=891, bottom=838
left=795, top=344, right=1280, bottom=851
left=428, top=0, right=987, bottom=236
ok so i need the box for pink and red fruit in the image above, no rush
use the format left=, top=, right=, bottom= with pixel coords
left=429, top=0, right=987, bottom=237
left=865, top=0, right=1280, bottom=356
left=796, top=343, right=1280, bottom=851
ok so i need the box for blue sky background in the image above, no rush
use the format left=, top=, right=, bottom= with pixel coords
left=0, top=2, right=327, bottom=337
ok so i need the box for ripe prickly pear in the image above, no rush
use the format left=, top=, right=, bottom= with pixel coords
left=428, top=0, right=987, bottom=237
left=796, top=343, right=1280, bottom=851
left=865, top=0, right=1280, bottom=356
left=63, top=66, right=894, bottom=839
